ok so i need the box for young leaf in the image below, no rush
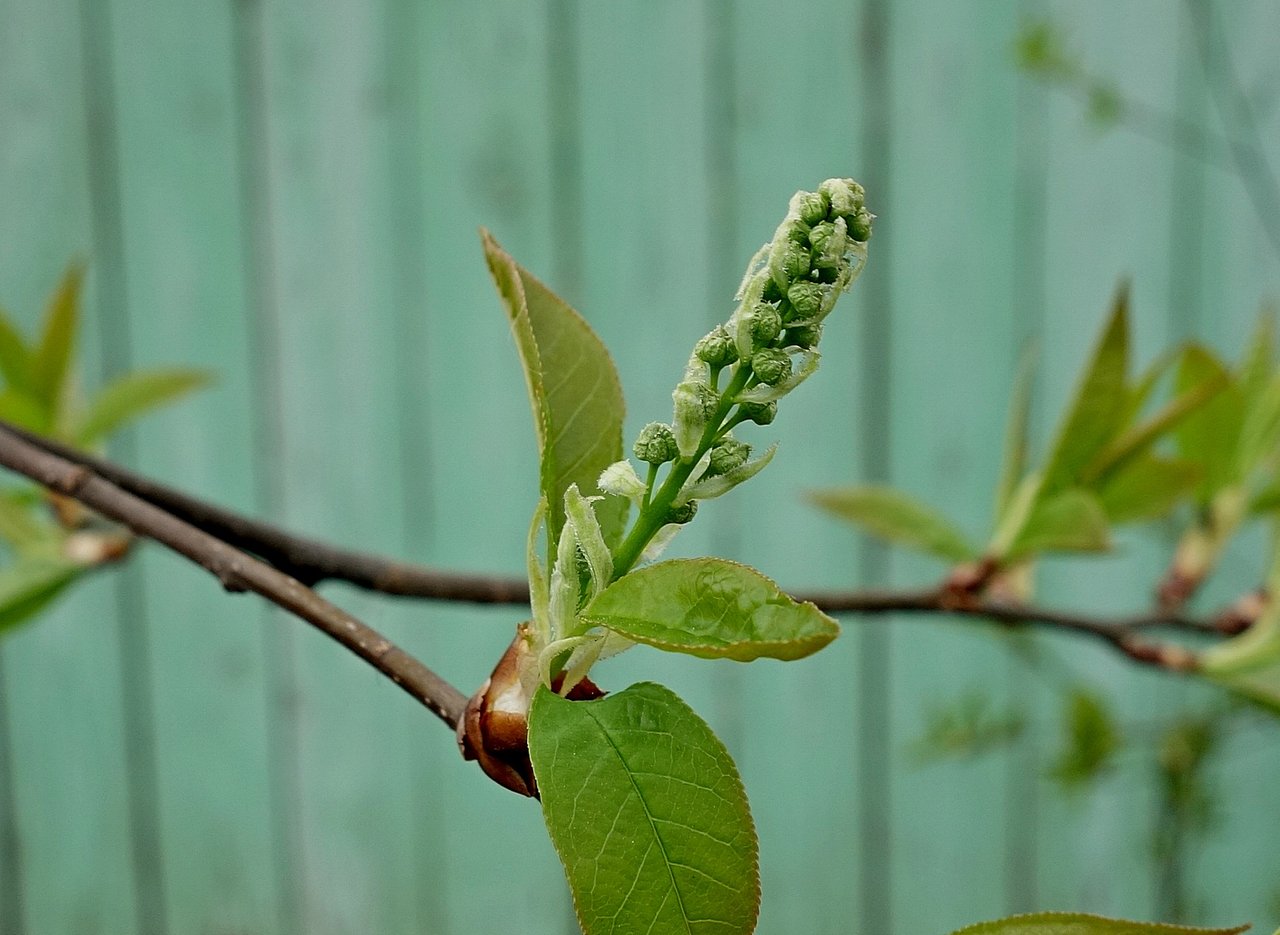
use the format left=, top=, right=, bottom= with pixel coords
left=1174, top=344, right=1246, bottom=501
left=0, top=388, right=51, bottom=433
left=949, top=912, right=1248, bottom=935
left=678, top=443, right=776, bottom=503
left=0, top=306, right=33, bottom=393
left=1097, top=456, right=1200, bottom=524
left=0, top=556, right=81, bottom=636
left=30, top=261, right=84, bottom=413
left=0, top=493, right=54, bottom=550
left=482, top=231, right=626, bottom=550
left=1201, top=592, right=1280, bottom=714
left=529, top=682, right=760, bottom=935
left=73, top=367, right=212, bottom=444
left=994, top=343, right=1036, bottom=523
left=1040, top=286, right=1130, bottom=497
left=1004, top=488, right=1110, bottom=561
left=580, top=558, right=838, bottom=662
left=1237, top=372, right=1280, bottom=476
left=563, top=485, right=612, bottom=602
left=807, top=485, right=976, bottom=562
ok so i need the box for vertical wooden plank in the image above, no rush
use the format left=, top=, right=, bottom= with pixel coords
left=103, top=0, right=286, bottom=930
left=883, top=4, right=1022, bottom=932
left=709, top=2, right=868, bottom=932
left=0, top=0, right=142, bottom=932
left=1032, top=0, right=1182, bottom=919
left=1187, top=0, right=1280, bottom=925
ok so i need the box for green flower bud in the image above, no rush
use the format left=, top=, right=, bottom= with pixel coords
left=795, top=191, right=829, bottom=226
left=633, top=422, right=678, bottom=465
left=740, top=400, right=777, bottom=425
left=668, top=500, right=698, bottom=525
left=747, top=302, right=782, bottom=347
left=819, top=177, right=865, bottom=219
left=786, top=281, right=824, bottom=321
left=784, top=218, right=810, bottom=244
left=694, top=325, right=739, bottom=367
left=761, top=277, right=785, bottom=303
left=769, top=241, right=811, bottom=290
left=850, top=206, right=874, bottom=242
left=708, top=437, right=751, bottom=476
left=785, top=322, right=823, bottom=349
left=751, top=348, right=792, bottom=385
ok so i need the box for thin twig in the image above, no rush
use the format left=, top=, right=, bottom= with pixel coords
left=0, top=423, right=1228, bottom=674
left=0, top=425, right=467, bottom=729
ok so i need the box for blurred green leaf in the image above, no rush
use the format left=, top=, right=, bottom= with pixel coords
left=0, top=556, right=81, bottom=637
left=910, top=690, right=1025, bottom=765
left=1097, top=456, right=1200, bottom=524
left=581, top=558, right=838, bottom=662
left=1086, top=84, right=1123, bottom=127
left=0, top=388, right=51, bottom=433
left=1041, top=287, right=1130, bottom=498
left=30, top=261, right=84, bottom=414
left=949, top=912, right=1248, bottom=935
left=809, top=484, right=976, bottom=562
left=0, top=306, right=34, bottom=393
left=1049, top=688, right=1120, bottom=789
left=73, top=367, right=212, bottom=445
left=994, top=344, right=1036, bottom=524
left=1237, top=372, right=1280, bottom=476
left=0, top=493, right=53, bottom=551
left=1006, top=488, right=1110, bottom=561
left=1238, top=307, right=1275, bottom=410
left=1012, top=20, right=1078, bottom=79
left=482, top=231, right=627, bottom=550
left=1250, top=478, right=1280, bottom=516
left=1174, top=344, right=1245, bottom=502
left=1202, top=592, right=1280, bottom=714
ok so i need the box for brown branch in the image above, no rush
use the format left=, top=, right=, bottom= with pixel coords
left=0, top=422, right=1234, bottom=675
left=0, top=424, right=467, bottom=730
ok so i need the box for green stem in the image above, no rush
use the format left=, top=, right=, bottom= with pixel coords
left=610, top=363, right=752, bottom=578
left=641, top=462, right=659, bottom=510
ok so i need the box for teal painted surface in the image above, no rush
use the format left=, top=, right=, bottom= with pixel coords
left=0, top=1, right=1277, bottom=933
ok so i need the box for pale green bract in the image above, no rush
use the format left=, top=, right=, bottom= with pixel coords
left=580, top=557, right=838, bottom=661
left=528, top=682, right=760, bottom=935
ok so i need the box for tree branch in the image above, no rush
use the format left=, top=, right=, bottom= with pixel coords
left=0, top=424, right=467, bottom=730
left=0, top=422, right=1236, bottom=675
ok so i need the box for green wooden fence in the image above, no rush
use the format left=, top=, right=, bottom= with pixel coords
left=1, top=1, right=1277, bottom=932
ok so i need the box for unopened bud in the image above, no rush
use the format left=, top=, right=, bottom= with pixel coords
left=786, top=281, right=824, bottom=321
left=694, top=325, right=739, bottom=367
left=769, top=241, right=811, bottom=291
left=633, top=422, right=678, bottom=464
left=740, top=400, right=777, bottom=425
left=672, top=381, right=721, bottom=457
left=785, top=323, right=822, bottom=349
left=819, top=177, right=865, bottom=219
left=850, top=207, right=874, bottom=242
left=708, top=438, right=751, bottom=476
left=747, top=303, right=783, bottom=347
left=668, top=500, right=698, bottom=525
left=795, top=191, right=829, bottom=226
left=751, top=348, right=792, bottom=386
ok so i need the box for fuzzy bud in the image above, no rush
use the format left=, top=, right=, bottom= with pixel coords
left=740, top=400, right=777, bottom=425
left=819, top=177, right=865, bottom=220
left=770, top=241, right=811, bottom=290
left=633, top=422, right=678, bottom=465
left=786, top=281, right=824, bottom=321
left=668, top=500, right=698, bottom=525
left=785, top=322, right=823, bottom=349
left=751, top=348, right=792, bottom=386
left=784, top=219, right=810, bottom=244
left=795, top=191, right=829, bottom=226
left=708, top=438, right=751, bottom=476
left=672, top=381, right=721, bottom=458
left=694, top=325, right=739, bottom=367
left=850, top=206, right=874, bottom=242
left=747, top=303, right=783, bottom=347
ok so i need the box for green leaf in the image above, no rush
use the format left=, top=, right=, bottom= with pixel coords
left=30, top=261, right=84, bottom=414
left=1202, top=595, right=1280, bottom=714
left=482, top=231, right=626, bottom=550
left=73, top=367, right=212, bottom=445
left=0, top=493, right=54, bottom=550
left=1174, top=344, right=1246, bottom=501
left=808, top=484, right=976, bottom=562
left=994, top=344, right=1036, bottom=523
left=581, top=558, right=838, bottom=662
left=529, top=682, right=760, bottom=935
left=0, top=556, right=81, bottom=637
left=1237, top=306, right=1274, bottom=414
left=0, top=306, right=34, bottom=393
left=1005, top=488, right=1110, bottom=561
left=1049, top=688, right=1120, bottom=789
left=949, top=911, right=1249, bottom=935
left=1040, top=287, right=1130, bottom=497
left=0, top=388, right=51, bottom=433
left=1097, top=456, right=1201, bottom=524
left=1082, top=371, right=1226, bottom=487
left=1237, top=372, right=1280, bottom=476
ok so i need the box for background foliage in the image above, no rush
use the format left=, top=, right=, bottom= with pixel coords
left=1, top=1, right=1278, bottom=934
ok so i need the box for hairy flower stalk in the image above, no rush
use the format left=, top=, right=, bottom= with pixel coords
left=605, top=179, right=872, bottom=578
